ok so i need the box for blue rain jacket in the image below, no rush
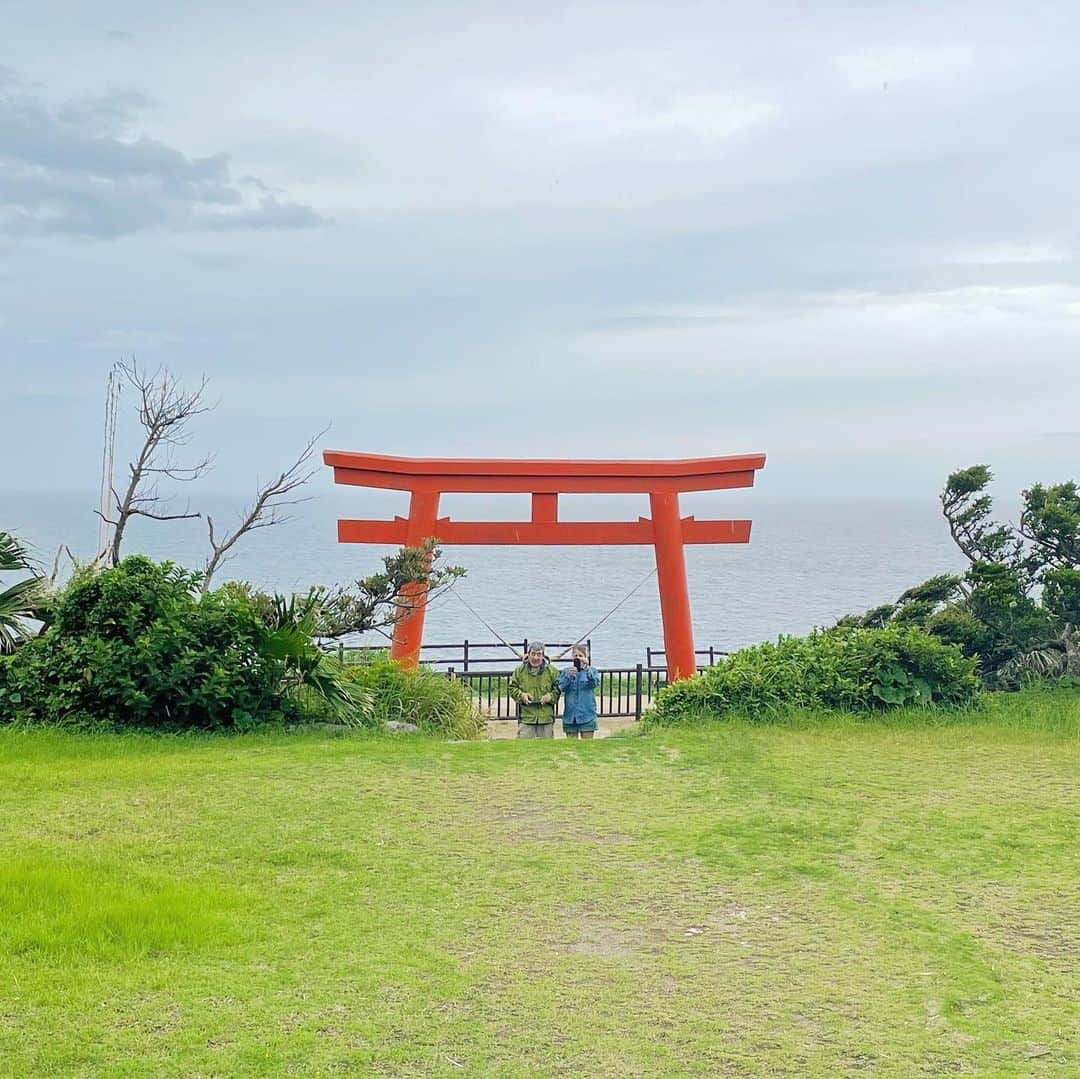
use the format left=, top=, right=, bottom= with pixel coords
left=558, top=664, right=599, bottom=726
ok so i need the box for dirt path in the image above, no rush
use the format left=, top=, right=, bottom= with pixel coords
left=485, top=715, right=641, bottom=739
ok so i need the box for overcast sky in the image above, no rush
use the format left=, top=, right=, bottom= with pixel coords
left=3, top=1, right=1079, bottom=501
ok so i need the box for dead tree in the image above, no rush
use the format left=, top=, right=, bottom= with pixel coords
left=98, top=360, right=212, bottom=566
left=201, top=429, right=326, bottom=592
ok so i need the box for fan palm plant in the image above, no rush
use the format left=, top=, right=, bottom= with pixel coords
left=0, top=531, right=44, bottom=654
left=257, top=591, right=373, bottom=723
left=997, top=625, right=1080, bottom=686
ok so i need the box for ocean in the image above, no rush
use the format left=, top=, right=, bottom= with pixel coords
left=4, top=489, right=964, bottom=666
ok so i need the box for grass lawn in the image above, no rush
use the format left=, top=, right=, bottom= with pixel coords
left=1, top=693, right=1078, bottom=1078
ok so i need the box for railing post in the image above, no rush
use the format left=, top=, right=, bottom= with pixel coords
left=634, top=663, right=643, bottom=722
left=463, top=639, right=469, bottom=673
left=338, top=642, right=344, bottom=664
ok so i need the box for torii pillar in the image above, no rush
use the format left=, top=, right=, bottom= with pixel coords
left=323, top=452, right=766, bottom=681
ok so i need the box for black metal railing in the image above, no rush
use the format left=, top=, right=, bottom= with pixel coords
left=646, top=645, right=727, bottom=668
left=449, top=664, right=671, bottom=722
left=331, top=639, right=589, bottom=672
left=330, top=639, right=725, bottom=672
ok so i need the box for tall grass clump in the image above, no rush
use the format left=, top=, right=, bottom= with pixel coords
left=340, top=656, right=483, bottom=738
left=647, top=624, right=980, bottom=728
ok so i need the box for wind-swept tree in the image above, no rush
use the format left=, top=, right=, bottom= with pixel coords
left=839, top=465, right=1080, bottom=684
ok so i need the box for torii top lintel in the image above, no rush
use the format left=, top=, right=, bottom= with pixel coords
left=323, top=450, right=767, bottom=494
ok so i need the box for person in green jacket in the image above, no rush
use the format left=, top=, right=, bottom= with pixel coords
left=508, top=638, right=561, bottom=739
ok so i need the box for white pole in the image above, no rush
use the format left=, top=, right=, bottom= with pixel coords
left=96, top=365, right=120, bottom=563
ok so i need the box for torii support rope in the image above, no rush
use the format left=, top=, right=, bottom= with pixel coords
left=448, top=563, right=659, bottom=662
left=323, top=452, right=767, bottom=681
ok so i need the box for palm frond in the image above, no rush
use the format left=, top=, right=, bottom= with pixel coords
left=0, top=576, right=45, bottom=653
left=0, top=531, right=34, bottom=573
left=998, top=625, right=1080, bottom=686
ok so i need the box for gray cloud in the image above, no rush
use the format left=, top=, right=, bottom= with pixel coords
left=0, top=73, right=329, bottom=239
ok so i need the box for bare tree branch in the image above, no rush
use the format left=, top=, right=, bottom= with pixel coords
left=103, top=359, right=211, bottom=566
left=45, top=544, right=79, bottom=594
left=201, top=427, right=328, bottom=592
left=130, top=508, right=202, bottom=522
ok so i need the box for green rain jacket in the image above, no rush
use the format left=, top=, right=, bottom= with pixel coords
left=508, top=660, right=561, bottom=724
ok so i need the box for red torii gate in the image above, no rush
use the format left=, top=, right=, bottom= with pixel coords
left=323, top=451, right=767, bottom=681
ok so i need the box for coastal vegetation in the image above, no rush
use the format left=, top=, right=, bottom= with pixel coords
left=647, top=623, right=979, bottom=727
left=0, top=548, right=465, bottom=735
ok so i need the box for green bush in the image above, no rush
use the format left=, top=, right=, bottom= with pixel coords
left=340, top=656, right=483, bottom=738
left=0, top=557, right=295, bottom=731
left=646, top=624, right=980, bottom=727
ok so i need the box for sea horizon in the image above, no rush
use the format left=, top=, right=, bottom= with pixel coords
left=4, top=488, right=966, bottom=667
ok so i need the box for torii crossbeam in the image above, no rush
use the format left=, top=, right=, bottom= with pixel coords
left=323, top=451, right=767, bottom=680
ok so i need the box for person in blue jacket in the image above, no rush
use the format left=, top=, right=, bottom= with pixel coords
left=559, top=643, right=599, bottom=739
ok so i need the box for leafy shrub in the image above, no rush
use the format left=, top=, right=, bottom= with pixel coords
left=0, top=557, right=298, bottom=731
left=646, top=624, right=980, bottom=727
left=340, top=656, right=483, bottom=738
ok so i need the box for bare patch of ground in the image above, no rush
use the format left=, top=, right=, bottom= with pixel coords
left=485, top=716, right=640, bottom=739
left=473, top=797, right=638, bottom=846
left=560, top=922, right=669, bottom=957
